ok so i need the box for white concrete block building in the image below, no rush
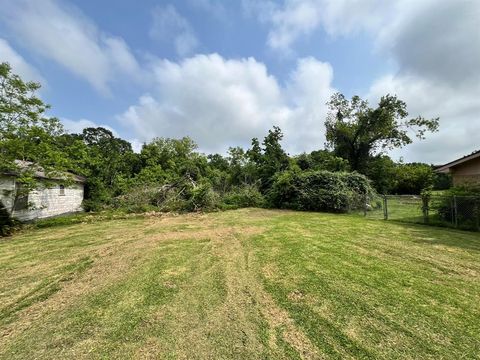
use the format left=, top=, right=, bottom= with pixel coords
left=0, top=163, right=85, bottom=221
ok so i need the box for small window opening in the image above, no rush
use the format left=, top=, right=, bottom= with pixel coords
left=59, top=184, right=65, bottom=196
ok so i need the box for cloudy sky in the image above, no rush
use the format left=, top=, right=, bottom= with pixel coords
left=0, top=0, right=478, bottom=163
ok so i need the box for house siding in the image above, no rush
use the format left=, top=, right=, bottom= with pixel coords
left=0, top=176, right=84, bottom=221
left=451, top=157, right=480, bottom=186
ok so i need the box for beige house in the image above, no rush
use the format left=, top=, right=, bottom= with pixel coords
left=436, top=150, right=480, bottom=186
left=0, top=162, right=85, bottom=221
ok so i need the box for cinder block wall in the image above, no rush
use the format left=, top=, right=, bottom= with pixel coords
left=0, top=176, right=84, bottom=221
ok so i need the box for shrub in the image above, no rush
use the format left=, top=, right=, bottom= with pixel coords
left=431, top=185, right=480, bottom=229
left=222, top=185, right=265, bottom=209
left=112, top=177, right=220, bottom=213
left=393, top=163, right=434, bottom=194
left=267, top=170, right=374, bottom=213
left=185, top=181, right=220, bottom=212
left=0, top=200, right=16, bottom=236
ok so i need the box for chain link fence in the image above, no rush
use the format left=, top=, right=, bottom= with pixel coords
left=363, top=194, right=480, bottom=231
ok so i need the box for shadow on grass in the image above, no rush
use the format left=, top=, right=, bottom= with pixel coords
left=389, top=221, right=480, bottom=252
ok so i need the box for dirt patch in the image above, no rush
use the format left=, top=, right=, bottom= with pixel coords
left=288, top=290, right=306, bottom=302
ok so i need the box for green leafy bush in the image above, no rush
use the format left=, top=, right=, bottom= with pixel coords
left=222, top=185, right=265, bottom=209
left=185, top=181, right=220, bottom=212
left=267, top=170, right=374, bottom=213
left=393, top=163, right=434, bottom=194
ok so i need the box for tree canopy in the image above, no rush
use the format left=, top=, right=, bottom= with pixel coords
left=0, top=62, right=68, bottom=176
left=0, top=63, right=446, bottom=217
left=325, top=93, right=439, bottom=172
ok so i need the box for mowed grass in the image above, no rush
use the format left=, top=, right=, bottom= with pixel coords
left=0, top=209, right=479, bottom=359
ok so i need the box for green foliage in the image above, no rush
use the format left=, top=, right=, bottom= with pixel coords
left=222, top=185, right=265, bottom=209
left=325, top=92, right=439, bottom=172
left=432, top=185, right=480, bottom=229
left=433, top=171, right=452, bottom=190
left=248, top=126, right=290, bottom=192
left=295, top=150, right=349, bottom=172
left=0, top=62, right=71, bottom=195
left=364, top=155, right=397, bottom=194
left=267, top=170, right=374, bottom=213
left=185, top=181, right=220, bottom=212
left=445, top=184, right=480, bottom=196
left=393, top=163, right=434, bottom=194
left=139, top=137, right=206, bottom=180
left=78, top=127, right=138, bottom=206
left=112, top=176, right=221, bottom=213
left=0, top=63, right=445, bottom=217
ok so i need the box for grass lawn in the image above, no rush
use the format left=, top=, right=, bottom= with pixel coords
left=1, top=209, right=479, bottom=359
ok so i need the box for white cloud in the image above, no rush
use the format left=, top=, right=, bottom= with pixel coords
left=61, top=118, right=117, bottom=135
left=368, top=74, right=480, bottom=164
left=62, top=118, right=143, bottom=153
left=118, top=53, right=335, bottom=154
left=0, top=0, right=142, bottom=95
left=377, top=0, right=480, bottom=88
left=243, top=0, right=390, bottom=51
left=0, top=38, right=44, bottom=83
left=248, top=0, right=480, bottom=163
left=149, top=5, right=199, bottom=57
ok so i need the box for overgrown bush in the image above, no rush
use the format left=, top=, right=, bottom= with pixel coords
left=222, top=185, right=265, bottom=209
left=185, top=181, right=220, bottom=212
left=393, top=163, right=434, bottom=194
left=0, top=200, right=16, bottom=236
left=267, top=170, right=374, bottom=213
left=112, top=176, right=220, bottom=213
left=432, top=185, right=480, bottom=229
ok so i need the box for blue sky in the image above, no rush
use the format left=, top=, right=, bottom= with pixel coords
left=0, top=0, right=478, bottom=163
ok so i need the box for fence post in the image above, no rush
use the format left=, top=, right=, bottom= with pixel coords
left=453, top=195, right=458, bottom=228
left=383, top=195, right=388, bottom=220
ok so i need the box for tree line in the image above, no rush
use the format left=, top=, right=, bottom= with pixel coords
left=0, top=62, right=446, bottom=215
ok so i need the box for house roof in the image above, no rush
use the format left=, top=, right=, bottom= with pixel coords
left=436, top=150, right=480, bottom=173
left=2, top=160, right=86, bottom=183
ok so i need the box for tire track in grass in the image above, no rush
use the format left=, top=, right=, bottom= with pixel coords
left=209, top=227, right=321, bottom=359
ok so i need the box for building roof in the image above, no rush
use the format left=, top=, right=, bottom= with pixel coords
left=436, top=150, right=480, bottom=173
left=2, top=160, right=86, bottom=183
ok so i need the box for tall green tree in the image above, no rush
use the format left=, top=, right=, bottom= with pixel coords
left=0, top=62, right=72, bottom=212
left=248, top=126, right=290, bottom=192
left=325, top=93, right=439, bottom=172
left=295, top=150, right=349, bottom=172
left=78, top=127, right=138, bottom=207
left=0, top=62, right=68, bottom=177
left=138, top=137, right=207, bottom=183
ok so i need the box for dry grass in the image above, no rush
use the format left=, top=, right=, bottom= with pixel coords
left=1, top=209, right=479, bottom=359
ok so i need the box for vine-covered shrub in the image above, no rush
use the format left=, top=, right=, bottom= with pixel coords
left=267, top=170, right=374, bottom=213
